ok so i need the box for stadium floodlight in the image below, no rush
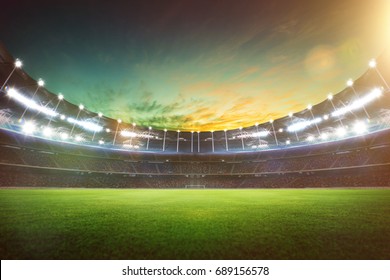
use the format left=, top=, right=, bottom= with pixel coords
left=369, top=59, right=377, bottom=68
left=92, top=112, right=104, bottom=141
left=146, top=127, right=152, bottom=150
left=331, top=88, right=382, bottom=118
left=162, top=129, right=167, bottom=151
left=7, top=88, right=58, bottom=119
left=238, top=127, right=245, bottom=150
left=22, top=121, right=36, bottom=135
left=43, top=127, right=53, bottom=137
left=113, top=119, right=122, bottom=145
left=60, top=132, right=68, bottom=140
left=19, top=78, right=46, bottom=120
left=37, top=79, right=45, bottom=87
left=307, top=104, right=320, bottom=136
left=288, top=112, right=299, bottom=141
left=47, top=93, right=64, bottom=127
left=224, top=129, right=229, bottom=151
left=307, top=135, right=315, bottom=142
left=197, top=131, right=200, bottom=152
left=252, top=130, right=269, bottom=138
left=211, top=130, right=215, bottom=152
left=327, top=93, right=344, bottom=127
left=321, top=133, right=328, bottom=140
left=176, top=130, right=180, bottom=152
left=254, top=123, right=264, bottom=146
left=336, top=127, right=346, bottom=138
left=369, top=58, right=389, bottom=89
left=270, top=119, right=278, bottom=146
left=1, top=58, right=23, bottom=92
left=354, top=121, right=367, bottom=134
left=121, top=130, right=137, bottom=137
left=70, top=104, right=84, bottom=137
left=287, top=118, right=322, bottom=133
left=190, top=131, right=194, bottom=152
left=347, top=79, right=370, bottom=118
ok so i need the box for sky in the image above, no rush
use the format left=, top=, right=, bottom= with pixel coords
left=1, top=0, right=389, bottom=131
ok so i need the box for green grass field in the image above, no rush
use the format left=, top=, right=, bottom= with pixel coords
left=0, top=188, right=389, bottom=259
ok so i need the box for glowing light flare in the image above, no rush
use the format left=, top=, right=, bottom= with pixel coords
left=353, top=121, right=367, bottom=134
left=331, top=88, right=382, bottom=117
left=60, top=132, right=68, bottom=140
left=37, top=79, right=45, bottom=87
left=320, top=133, right=329, bottom=140
left=22, top=121, right=36, bottom=135
left=307, top=135, right=315, bottom=142
left=121, top=130, right=137, bottom=137
left=369, top=59, right=377, bottom=68
left=251, top=131, right=269, bottom=138
left=43, top=127, right=53, bottom=137
left=7, top=88, right=57, bottom=117
left=287, top=117, right=322, bottom=132
left=336, top=127, right=346, bottom=137
left=15, top=59, right=22, bottom=68
left=67, top=117, right=103, bottom=132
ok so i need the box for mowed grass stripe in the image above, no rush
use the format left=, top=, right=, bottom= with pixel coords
left=0, top=188, right=389, bottom=259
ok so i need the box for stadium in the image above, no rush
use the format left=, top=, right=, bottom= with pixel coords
left=1, top=1, right=390, bottom=260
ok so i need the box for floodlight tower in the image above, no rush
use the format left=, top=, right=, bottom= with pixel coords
left=328, top=93, right=344, bottom=127
left=92, top=112, right=103, bottom=141
left=197, top=131, right=200, bottom=153
left=255, top=123, right=261, bottom=146
left=270, top=119, right=279, bottom=146
left=224, top=129, right=229, bottom=151
left=369, top=59, right=389, bottom=89
left=19, top=78, right=45, bottom=121
left=112, top=119, right=122, bottom=145
left=176, top=130, right=180, bottom=152
left=307, top=104, right=321, bottom=136
left=347, top=79, right=370, bottom=118
left=162, top=129, right=167, bottom=151
left=47, top=94, right=64, bottom=127
left=146, top=126, right=152, bottom=150
left=70, top=104, right=84, bottom=137
left=239, top=127, right=244, bottom=150
left=288, top=112, right=299, bottom=141
left=211, top=130, right=215, bottom=153
left=190, top=131, right=194, bottom=153
left=129, top=122, right=136, bottom=147
left=1, top=59, right=22, bottom=92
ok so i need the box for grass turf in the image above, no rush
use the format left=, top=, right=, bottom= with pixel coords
left=0, top=188, right=389, bottom=259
